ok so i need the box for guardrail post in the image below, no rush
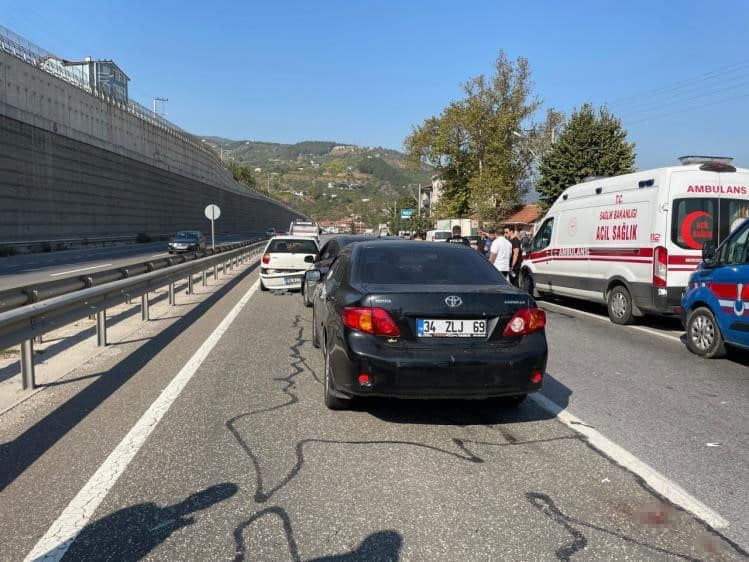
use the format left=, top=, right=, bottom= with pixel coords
left=96, top=310, right=107, bottom=347
left=187, top=274, right=194, bottom=295
left=202, top=270, right=207, bottom=287
left=141, top=293, right=150, bottom=321
left=168, top=282, right=175, bottom=305
left=214, top=264, right=218, bottom=279
left=21, top=339, right=35, bottom=390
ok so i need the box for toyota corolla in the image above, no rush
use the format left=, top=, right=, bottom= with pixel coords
left=308, top=240, right=548, bottom=410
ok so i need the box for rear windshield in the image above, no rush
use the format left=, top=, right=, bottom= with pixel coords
left=267, top=239, right=318, bottom=253
left=671, top=198, right=749, bottom=250
left=356, top=244, right=505, bottom=285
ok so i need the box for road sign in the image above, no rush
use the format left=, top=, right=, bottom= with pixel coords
left=204, top=204, right=221, bottom=250
left=204, top=204, right=221, bottom=221
left=400, top=208, right=415, bottom=219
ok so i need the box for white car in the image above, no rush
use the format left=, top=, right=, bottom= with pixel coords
left=260, top=236, right=319, bottom=291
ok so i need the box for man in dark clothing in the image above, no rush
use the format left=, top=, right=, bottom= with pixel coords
left=507, top=225, right=522, bottom=286
left=445, top=225, right=471, bottom=246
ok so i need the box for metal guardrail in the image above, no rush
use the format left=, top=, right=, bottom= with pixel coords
left=0, top=239, right=261, bottom=313
left=0, top=240, right=267, bottom=390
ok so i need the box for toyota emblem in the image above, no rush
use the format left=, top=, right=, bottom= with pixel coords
left=445, top=295, right=462, bottom=307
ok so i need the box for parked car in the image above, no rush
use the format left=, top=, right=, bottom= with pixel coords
left=168, top=230, right=206, bottom=253
left=681, top=217, right=749, bottom=358
left=259, top=236, right=319, bottom=291
left=301, top=235, right=373, bottom=307
left=307, top=240, right=548, bottom=410
left=425, top=229, right=451, bottom=242
left=521, top=156, right=749, bottom=324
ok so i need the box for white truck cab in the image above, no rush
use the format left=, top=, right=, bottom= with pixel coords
left=522, top=156, right=749, bottom=323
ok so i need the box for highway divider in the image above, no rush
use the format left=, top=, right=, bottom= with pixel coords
left=0, top=239, right=267, bottom=390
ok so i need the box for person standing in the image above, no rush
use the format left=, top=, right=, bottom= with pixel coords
left=488, top=228, right=512, bottom=280
left=507, top=226, right=522, bottom=287
left=479, top=231, right=492, bottom=257
left=445, top=225, right=471, bottom=246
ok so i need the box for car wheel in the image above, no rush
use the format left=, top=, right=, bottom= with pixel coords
left=607, top=285, right=634, bottom=325
left=324, top=338, right=350, bottom=410
left=521, top=270, right=539, bottom=298
left=311, top=308, right=320, bottom=348
left=686, top=307, right=726, bottom=358
left=260, top=279, right=269, bottom=292
left=302, top=282, right=312, bottom=307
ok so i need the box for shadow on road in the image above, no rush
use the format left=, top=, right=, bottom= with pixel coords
left=363, top=372, right=571, bottom=426
left=0, top=263, right=258, bottom=492
left=56, top=483, right=238, bottom=561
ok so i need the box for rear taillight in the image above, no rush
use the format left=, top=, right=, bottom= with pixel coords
left=653, top=246, right=667, bottom=288
left=502, top=308, right=546, bottom=336
left=341, top=307, right=400, bottom=336
left=262, top=252, right=271, bottom=264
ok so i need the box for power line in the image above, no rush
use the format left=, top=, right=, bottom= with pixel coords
left=623, top=92, right=749, bottom=127
left=605, top=60, right=749, bottom=108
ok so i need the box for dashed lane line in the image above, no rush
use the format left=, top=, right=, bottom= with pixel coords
left=24, top=279, right=261, bottom=562
left=539, top=301, right=683, bottom=343
left=530, top=392, right=729, bottom=530
left=49, top=264, right=113, bottom=277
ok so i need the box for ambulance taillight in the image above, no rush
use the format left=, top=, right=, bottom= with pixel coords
left=653, top=246, right=668, bottom=288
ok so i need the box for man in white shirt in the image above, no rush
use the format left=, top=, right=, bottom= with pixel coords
left=488, top=228, right=512, bottom=279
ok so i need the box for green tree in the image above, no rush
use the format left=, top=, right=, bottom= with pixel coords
left=227, top=161, right=257, bottom=190
left=405, top=51, right=540, bottom=223
left=536, top=103, right=636, bottom=208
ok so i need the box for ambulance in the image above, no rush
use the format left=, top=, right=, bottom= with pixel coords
left=520, top=156, right=749, bottom=324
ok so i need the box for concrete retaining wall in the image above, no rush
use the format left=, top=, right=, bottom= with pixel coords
left=0, top=114, right=297, bottom=240
left=0, top=49, right=301, bottom=242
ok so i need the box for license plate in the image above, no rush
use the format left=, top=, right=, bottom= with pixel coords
left=284, top=276, right=301, bottom=285
left=417, top=319, right=486, bottom=338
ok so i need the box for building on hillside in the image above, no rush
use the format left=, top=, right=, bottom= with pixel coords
left=40, top=56, right=129, bottom=103
left=500, top=204, right=543, bottom=234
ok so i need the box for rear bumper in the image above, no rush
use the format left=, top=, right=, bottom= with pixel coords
left=330, top=332, right=548, bottom=399
left=260, top=271, right=306, bottom=290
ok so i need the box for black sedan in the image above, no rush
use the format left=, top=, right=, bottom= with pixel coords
left=301, top=234, right=373, bottom=306
left=307, top=240, right=548, bottom=410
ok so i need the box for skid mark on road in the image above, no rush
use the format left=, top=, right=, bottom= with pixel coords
left=224, top=311, right=748, bottom=562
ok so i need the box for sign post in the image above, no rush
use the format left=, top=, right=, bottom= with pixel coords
left=204, top=204, right=221, bottom=250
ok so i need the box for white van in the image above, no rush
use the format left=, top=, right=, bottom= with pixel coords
left=521, top=156, right=749, bottom=324
left=426, top=229, right=452, bottom=242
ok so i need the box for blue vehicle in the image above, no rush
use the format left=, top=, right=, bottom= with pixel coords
left=681, top=218, right=749, bottom=357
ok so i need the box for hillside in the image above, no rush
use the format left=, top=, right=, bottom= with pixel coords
left=202, top=137, right=432, bottom=227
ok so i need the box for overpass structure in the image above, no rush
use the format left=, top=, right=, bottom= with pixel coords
left=0, top=25, right=301, bottom=244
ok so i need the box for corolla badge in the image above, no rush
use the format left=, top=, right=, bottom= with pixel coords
left=445, top=295, right=463, bottom=307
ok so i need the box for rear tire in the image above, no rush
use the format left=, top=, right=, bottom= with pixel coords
left=607, top=285, right=634, bottom=325
left=324, top=339, right=351, bottom=410
left=686, top=307, right=726, bottom=358
left=311, top=309, right=320, bottom=348
left=521, top=270, right=539, bottom=298
left=302, top=282, right=312, bottom=307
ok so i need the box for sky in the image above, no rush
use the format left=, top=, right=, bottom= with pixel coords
left=2, top=0, right=748, bottom=170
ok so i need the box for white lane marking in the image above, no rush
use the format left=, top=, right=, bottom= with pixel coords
left=49, top=264, right=113, bottom=277
left=540, top=301, right=683, bottom=343
left=151, top=252, right=170, bottom=258
left=24, top=279, right=261, bottom=562
left=530, top=393, right=729, bottom=530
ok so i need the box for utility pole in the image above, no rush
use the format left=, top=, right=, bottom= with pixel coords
left=152, top=96, right=168, bottom=118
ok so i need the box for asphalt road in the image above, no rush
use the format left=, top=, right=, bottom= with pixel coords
left=0, top=234, right=261, bottom=290
left=0, top=266, right=746, bottom=561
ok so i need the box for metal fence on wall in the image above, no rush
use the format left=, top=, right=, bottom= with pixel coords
left=0, top=24, right=220, bottom=165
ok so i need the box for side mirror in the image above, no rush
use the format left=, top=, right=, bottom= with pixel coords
left=702, top=241, right=717, bottom=263
left=305, top=269, right=322, bottom=283
left=304, top=255, right=315, bottom=263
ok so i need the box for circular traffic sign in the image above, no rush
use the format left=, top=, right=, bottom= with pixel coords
left=204, top=204, right=221, bottom=221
